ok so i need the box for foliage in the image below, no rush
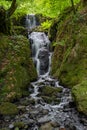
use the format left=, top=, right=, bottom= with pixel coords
left=0, top=0, right=80, bottom=18
left=51, top=6, right=87, bottom=115
left=41, top=20, right=52, bottom=30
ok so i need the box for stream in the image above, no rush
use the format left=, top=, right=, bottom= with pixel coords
left=0, top=14, right=87, bottom=130
left=26, top=14, right=87, bottom=130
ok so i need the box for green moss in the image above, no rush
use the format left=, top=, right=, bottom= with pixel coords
left=39, top=86, right=62, bottom=104
left=41, top=96, right=60, bottom=104
left=0, top=35, right=37, bottom=102
left=14, top=122, right=25, bottom=129
left=40, top=85, right=62, bottom=96
left=0, top=102, right=18, bottom=115
left=51, top=8, right=87, bottom=87
left=72, top=80, right=87, bottom=115
left=51, top=7, right=87, bottom=115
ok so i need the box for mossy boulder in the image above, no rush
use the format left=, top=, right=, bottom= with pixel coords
left=0, top=35, right=37, bottom=102
left=14, top=122, right=25, bottom=129
left=0, top=102, right=18, bottom=115
left=72, top=80, right=87, bottom=115
left=39, top=86, right=62, bottom=104
left=51, top=7, right=87, bottom=115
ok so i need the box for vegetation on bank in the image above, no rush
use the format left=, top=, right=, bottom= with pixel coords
left=50, top=5, right=87, bottom=115
left=0, top=0, right=37, bottom=108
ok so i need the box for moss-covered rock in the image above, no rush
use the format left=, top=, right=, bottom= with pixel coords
left=0, top=102, right=18, bottom=115
left=51, top=7, right=87, bottom=115
left=39, top=86, right=62, bottom=104
left=0, top=35, right=37, bottom=102
left=14, top=122, right=25, bottom=129
left=72, top=80, right=87, bottom=115
left=39, top=85, right=62, bottom=96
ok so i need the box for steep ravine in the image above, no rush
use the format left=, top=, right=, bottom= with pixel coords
left=0, top=14, right=87, bottom=130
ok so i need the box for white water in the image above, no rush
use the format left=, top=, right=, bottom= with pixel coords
left=29, top=32, right=51, bottom=76
left=26, top=14, right=36, bottom=30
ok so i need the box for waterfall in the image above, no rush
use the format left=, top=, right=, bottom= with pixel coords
left=26, top=14, right=36, bottom=30
left=25, top=15, right=86, bottom=130
left=26, top=15, right=51, bottom=76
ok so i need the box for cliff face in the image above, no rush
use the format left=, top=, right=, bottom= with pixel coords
left=0, top=34, right=37, bottom=102
left=50, top=7, right=87, bottom=115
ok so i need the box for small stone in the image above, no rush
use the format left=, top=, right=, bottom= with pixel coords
left=51, top=121, right=60, bottom=127
left=59, top=126, right=66, bottom=130
left=42, top=109, right=49, bottom=115
left=40, top=122, right=53, bottom=130
left=38, top=116, right=51, bottom=124
left=9, top=124, right=14, bottom=129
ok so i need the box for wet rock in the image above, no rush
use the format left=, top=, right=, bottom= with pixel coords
left=9, top=124, right=14, bottom=129
left=4, top=116, right=11, bottom=122
left=19, top=98, right=30, bottom=106
left=38, top=48, right=49, bottom=75
left=59, top=126, right=66, bottom=130
left=38, top=85, right=62, bottom=104
left=41, top=96, right=60, bottom=104
left=14, top=121, right=25, bottom=129
left=51, top=121, right=60, bottom=128
left=42, top=109, right=49, bottom=115
left=28, top=119, right=35, bottom=125
left=17, top=106, right=26, bottom=113
left=40, top=122, right=53, bottom=130
left=28, top=84, right=34, bottom=94
left=28, top=98, right=36, bottom=105
left=81, top=118, right=87, bottom=125
left=38, top=116, right=51, bottom=124
left=69, top=101, right=76, bottom=108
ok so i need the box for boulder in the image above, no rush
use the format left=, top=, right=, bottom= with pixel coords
left=38, top=48, right=49, bottom=75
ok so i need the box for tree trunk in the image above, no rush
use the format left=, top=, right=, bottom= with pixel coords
left=0, top=0, right=17, bottom=34
left=70, top=0, right=76, bottom=14
left=7, top=0, right=17, bottom=17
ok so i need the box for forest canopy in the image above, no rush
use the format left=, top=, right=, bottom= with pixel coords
left=0, top=0, right=80, bottom=17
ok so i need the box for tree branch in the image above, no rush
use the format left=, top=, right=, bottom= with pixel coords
left=7, top=0, right=17, bottom=17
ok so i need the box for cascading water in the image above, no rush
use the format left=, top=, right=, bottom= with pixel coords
left=29, top=32, right=51, bottom=76
left=26, top=14, right=51, bottom=76
left=26, top=14, right=87, bottom=130
left=26, top=14, right=36, bottom=31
